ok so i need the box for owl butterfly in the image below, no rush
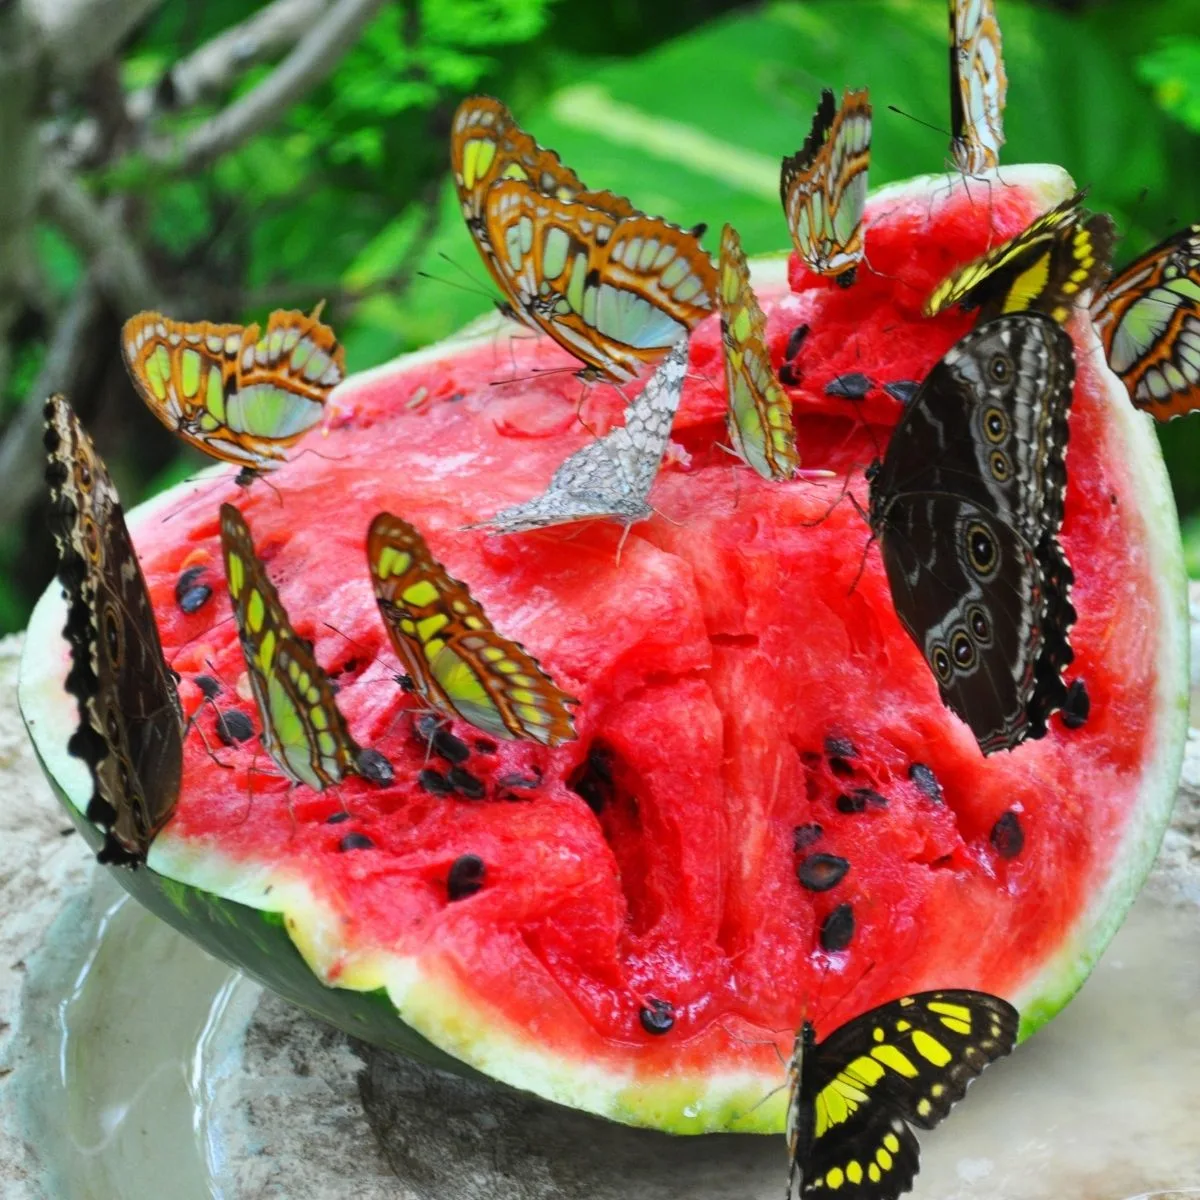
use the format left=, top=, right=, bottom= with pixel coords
left=43, top=393, right=184, bottom=865
left=219, top=503, right=392, bottom=791
left=1091, top=224, right=1200, bottom=420
left=717, top=224, right=801, bottom=480
left=924, top=190, right=1115, bottom=326
left=122, top=305, right=343, bottom=476
left=367, top=513, right=578, bottom=746
left=470, top=337, right=688, bottom=534
left=949, top=0, right=1007, bottom=176
left=786, top=990, right=1019, bottom=1199
left=868, top=313, right=1077, bottom=755
left=781, top=88, right=872, bottom=287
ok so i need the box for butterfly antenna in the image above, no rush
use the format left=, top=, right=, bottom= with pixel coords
left=887, top=103, right=949, bottom=139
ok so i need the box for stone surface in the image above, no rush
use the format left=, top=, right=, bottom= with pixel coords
left=3, top=594, right=1200, bottom=1198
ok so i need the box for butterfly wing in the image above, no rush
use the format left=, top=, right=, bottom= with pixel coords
left=924, top=192, right=1113, bottom=324
left=869, top=314, right=1076, bottom=754
left=477, top=339, right=689, bottom=532
left=219, top=503, right=362, bottom=789
left=44, top=394, right=183, bottom=865
left=793, top=991, right=1018, bottom=1198
left=482, top=178, right=716, bottom=383
left=1091, top=224, right=1200, bottom=420
left=948, top=0, right=1007, bottom=175
left=122, top=307, right=343, bottom=470
left=781, top=88, right=872, bottom=286
left=367, top=513, right=578, bottom=745
left=718, top=224, right=800, bottom=479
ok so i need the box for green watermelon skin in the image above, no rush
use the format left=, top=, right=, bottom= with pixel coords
left=18, top=166, right=1189, bottom=1134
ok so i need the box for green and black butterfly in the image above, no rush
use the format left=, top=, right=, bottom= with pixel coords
left=868, top=313, right=1077, bottom=755
left=43, top=393, right=184, bottom=866
left=219, top=503, right=392, bottom=791
left=786, top=990, right=1019, bottom=1198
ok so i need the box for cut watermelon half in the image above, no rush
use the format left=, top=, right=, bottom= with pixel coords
left=19, top=165, right=1187, bottom=1134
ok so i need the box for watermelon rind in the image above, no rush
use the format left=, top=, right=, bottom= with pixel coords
left=17, top=165, right=1188, bottom=1134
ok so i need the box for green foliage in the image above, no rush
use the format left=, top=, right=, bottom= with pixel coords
left=1137, top=37, right=1200, bottom=133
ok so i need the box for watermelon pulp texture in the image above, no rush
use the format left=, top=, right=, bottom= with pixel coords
left=19, top=167, right=1187, bottom=1133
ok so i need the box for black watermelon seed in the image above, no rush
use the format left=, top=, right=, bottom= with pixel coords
left=1061, top=679, right=1090, bottom=729
left=418, top=768, right=454, bottom=796
left=797, top=853, right=850, bottom=892
left=178, top=582, right=212, bottom=613
left=778, top=361, right=801, bottom=387
left=414, top=712, right=443, bottom=741
left=194, top=674, right=221, bottom=699
left=908, top=762, right=944, bottom=804
left=338, top=832, right=375, bottom=852
left=820, top=903, right=855, bottom=951
left=828, top=756, right=854, bottom=778
left=639, top=998, right=675, bottom=1035
left=325, top=811, right=352, bottom=824
left=447, top=854, right=486, bottom=900
left=431, top=728, right=471, bottom=765
left=216, top=710, right=254, bottom=745
left=473, top=738, right=499, bottom=754
left=174, top=565, right=207, bottom=603
left=990, top=810, right=1025, bottom=859
left=356, top=748, right=394, bottom=785
left=884, top=380, right=920, bottom=404
left=825, top=372, right=872, bottom=400
left=447, top=766, right=486, bottom=799
left=836, top=787, right=887, bottom=814
left=793, top=822, right=824, bottom=851
left=784, top=323, right=810, bottom=362
left=568, top=745, right=615, bottom=813
left=824, top=735, right=857, bottom=759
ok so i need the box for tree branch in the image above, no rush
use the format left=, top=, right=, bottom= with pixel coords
left=141, top=0, right=386, bottom=173
left=23, top=0, right=163, bottom=84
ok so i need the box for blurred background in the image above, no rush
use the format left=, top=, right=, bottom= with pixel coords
left=2, top=0, right=1199, bottom=634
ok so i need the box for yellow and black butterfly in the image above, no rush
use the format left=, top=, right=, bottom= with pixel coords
left=481, top=177, right=718, bottom=383
left=781, top=88, right=872, bottom=287
left=924, top=191, right=1115, bottom=325
left=44, top=394, right=184, bottom=866
left=786, top=990, right=1018, bottom=1198
left=948, top=0, right=1007, bottom=176
left=122, top=306, right=344, bottom=475
left=367, top=513, right=578, bottom=746
left=717, top=224, right=800, bottom=480
left=219, top=503, right=391, bottom=791
left=1091, top=224, right=1200, bottom=420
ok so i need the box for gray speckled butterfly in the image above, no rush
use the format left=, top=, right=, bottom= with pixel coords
left=867, top=314, right=1076, bottom=755
left=44, top=393, right=184, bottom=865
left=472, top=338, right=688, bottom=534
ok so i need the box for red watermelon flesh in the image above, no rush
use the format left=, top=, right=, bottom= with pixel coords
left=20, top=166, right=1186, bottom=1131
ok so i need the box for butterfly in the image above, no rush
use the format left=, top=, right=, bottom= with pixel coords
left=948, top=0, right=1007, bottom=176
left=480, top=177, right=717, bottom=383
left=451, top=94, right=636, bottom=319
left=867, top=313, right=1077, bottom=755
left=781, top=88, right=872, bottom=287
left=43, top=393, right=184, bottom=866
left=924, top=191, right=1115, bottom=325
left=367, top=513, right=578, bottom=746
left=122, top=306, right=344, bottom=475
left=1090, top=224, right=1200, bottom=420
left=471, top=337, right=688, bottom=534
left=786, top=990, right=1019, bottom=1198
left=717, top=224, right=801, bottom=480
left=219, top=503, right=392, bottom=791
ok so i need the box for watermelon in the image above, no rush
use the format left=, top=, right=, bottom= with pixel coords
left=18, top=165, right=1188, bottom=1135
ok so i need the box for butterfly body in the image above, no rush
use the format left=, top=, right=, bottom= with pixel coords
left=948, top=0, right=1007, bottom=175
left=781, top=89, right=872, bottom=287
left=44, top=394, right=184, bottom=865
left=868, top=314, right=1076, bottom=755
left=368, top=514, right=578, bottom=746
left=475, top=338, right=689, bottom=533
left=219, top=503, right=386, bottom=790
left=924, top=192, right=1114, bottom=325
left=1091, top=224, right=1200, bottom=419
left=786, top=990, right=1019, bottom=1198
left=122, top=307, right=344, bottom=471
